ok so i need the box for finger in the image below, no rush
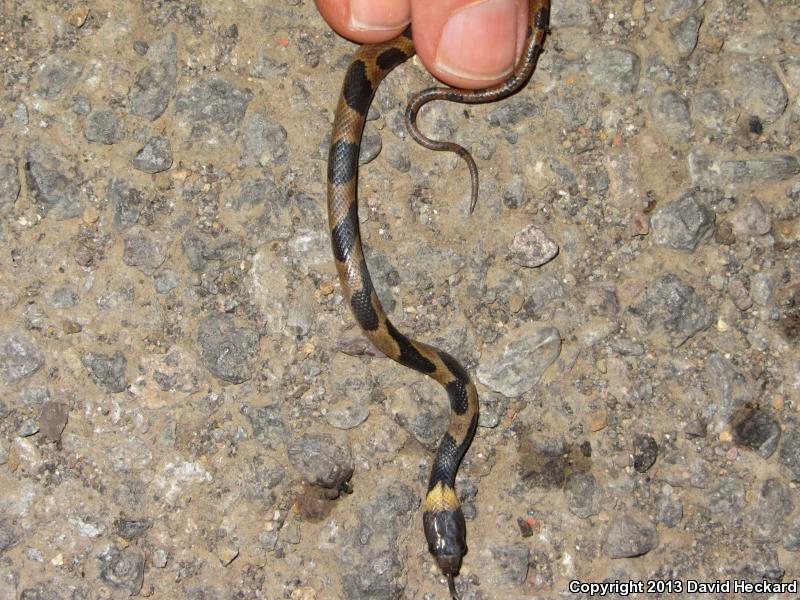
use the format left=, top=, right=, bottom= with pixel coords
left=315, top=0, right=411, bottom=44
left=411, top=0, right=529, bottom=89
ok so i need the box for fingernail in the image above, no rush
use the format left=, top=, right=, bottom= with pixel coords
left=436, top=0, right=519, bottom=81
left=350, top=0, right=410, bottom=31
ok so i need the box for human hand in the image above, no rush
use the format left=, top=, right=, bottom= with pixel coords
left=314, top=0, right=530, bottom=89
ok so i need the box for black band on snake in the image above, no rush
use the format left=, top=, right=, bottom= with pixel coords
left=326, top=3, right=549, bottom=598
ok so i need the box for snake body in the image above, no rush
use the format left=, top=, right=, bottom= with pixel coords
left=326, top=2, right=549, bottom=597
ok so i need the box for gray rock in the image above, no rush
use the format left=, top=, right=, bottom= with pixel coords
left=175, top=76, right=253, bottom=128
left=483, top=543, right=530, bottom=586
left=385, top=144, right=410, bottom=173
left=503, top=175, right=527, bottom=210
left=24, top=148, right=85, bottom=219
left=359, top=126, right=382, bottom=165
left=0, top=159, right=20, bottom=215
left=565, top=472, right=601, bottom=518
left=649, top=91, right=692, bottom=141
left=783, top=516, right=800, bottom=551
left=83, top=351, right=128, bottom=393
left=153, top=269, right=179, bottom=293
left=107, top=177, right=144, bottom=230
left=632, top=435, right=658, bottom=472
left=113, top=518, right=152, bottom=541
left=728, top=197, right=771, bottom=237
left=476, top=325, right=561, bottom=397
left=389, top=383, right=449, bottom=451
left=705, top=354, right=752, bottom=434
left=36, top=55, right=83, bottom=99
left=778, top=427, right=800, bottom=482
left=130, top=32, right=177, bottom=120
left=651, top=190, right=715, bottom=250
left=324, top=400, right=369, bottom=430
left=45, top=286, right=79, bottom=309
left=635, top=273, right=713, bottom=346
left=656, top=493, right=683, bottom=527
left=0, top=521, right=17, bottom=554
left=586, top=48, right=641, bottom=95
left=659, top=0, right=703, bottom=21
left=551, top=0, right=593, bottom=28
left=339, top=484, right=416, bottom=600
left=487, top=96, right=540, bottom=127
left=706, top=476, right=747, bottom=516
left=98, top=545, right=145, bottom=596
left=287, top=432, right=353, bottom=494
left=197, top=314, right=259, bottom=384
left=248, top=54, right=288, bottom=80
left=671, top=13, right=702, bottom=57
left=131, top=136, right=172, bottom=173
left=689, top=152, right=800, bottom=189
left=242, top=112, right=288, bottom=167
left=731, top=409, right=781, bottom=459
left=18, top=418, right=39, bottom=437
left=83, top=109, right=124, bottom=145
left=509, top=224, right=559, bottom=267
left=20, top=580, right=89, bottom=600
left=241, top=404, right=286, bottom=449
left=39, top=402, right=68, bottom=442
left=691, top=90, right=730, bottom=131
left=604, top=513, right=658, bottom=558
left=730, top=62, right=787, bottom=121
left=0, top=332, right=44, bottom=384
left=122, top=227, right=167, bottom=274
left=751, top=478, right=793, bottom=542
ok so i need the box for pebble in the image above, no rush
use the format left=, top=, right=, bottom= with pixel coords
left=482, top=543, right=530, bottom=587
left=705, top=354, right=752, bottom=434
left=729, top=62, right=788, bottom=121
left=82, top=351, right=128, bottom=393
left=129, top=32, right=177, bottom=120
left=174, top=76, right=253, bottom=129
left=39, top=402, right=68, bottom=442
left=123, top=226, right=167, bottom=274
left=727, top=278, right=752, bottom=311
left=586, top=48, right=641, bottom=96
left=197, top=314, right=259, bottom=384
left=287, top=432, right=353, bottom=495
left=671, top=13, right=702, bottom=57
left=650, top=190, right=715, bottom=250
left=632, top=435, right=658, bottom=472
left=98, top=545, right=145, bottom=595
left=751, top=479, right=794, bottom=543
left=242, top=112, right=288, bottom=167
left=0, top=332, right=44, bottom=384
left=635, top=273, right=713, bottom=346
left=324, top=400, right=369, bottom=430
left=24, top=147, right=85, bottom=219
left=83, top=109, right=124, bottom=145
left=588, top=408, right=608, bottom=432
left=36, top=55, right=83, bottom=99
left=604, top=512, right=659, bottom=558
left=131, top=136, right=173, bottom=173
left=476, top=325, right=561, bottom=397
left=106, top=176, right=146, bottom=231
left=217, top=540, right=239, bottom=566
left=689, top=152, right=800, bottom=190
left=778, top=427, right=800, bottom=483
left=241, top=403, right=286, bottom=450
left=113, top=518, right=152, bottom=541
left=784, top=516, right=800, bottom=551
left=691, top=89, right=730, bottom=131
left=153, top=269, right=180, bottom=294
left=728, top=197, right=771, bottom=237
left=649, top=91, right=692, bottom=141
left=0, top=159, right=20, bottom=215
left=564, top=472, right=601, bottom=518
left=656, top=493, right=683, bottom=527
left=509, top=224, right=559, bottom=267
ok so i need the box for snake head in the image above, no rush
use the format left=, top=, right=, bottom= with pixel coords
left=423, top=507, right=467, bottom=576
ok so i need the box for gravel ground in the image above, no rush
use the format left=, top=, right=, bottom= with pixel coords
left=1, top=0, right=799, bottom=598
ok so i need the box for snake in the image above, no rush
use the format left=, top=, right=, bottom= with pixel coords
left=326, top=2, right=549, bottom=598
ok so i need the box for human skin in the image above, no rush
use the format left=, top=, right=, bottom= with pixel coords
left=314, top=0, right=530, bottom=89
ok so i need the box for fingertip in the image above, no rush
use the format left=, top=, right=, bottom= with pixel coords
left=411, top=0, right=529, bottom=89
left=316, top=0, right=410, bottom=44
